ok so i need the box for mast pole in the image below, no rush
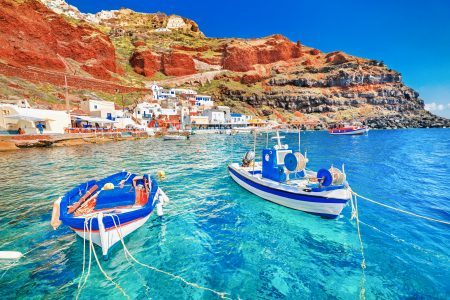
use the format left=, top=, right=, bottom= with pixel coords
left=253, top=130, right=256, bottom=174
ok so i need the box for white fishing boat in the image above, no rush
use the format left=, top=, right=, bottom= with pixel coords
left=228, top=131, right=351, bottom=218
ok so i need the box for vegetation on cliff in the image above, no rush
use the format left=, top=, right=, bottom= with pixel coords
left=0, top=0, right=447, bottom=127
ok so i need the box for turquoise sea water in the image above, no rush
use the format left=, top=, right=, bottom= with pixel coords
left=0, top=129, right=449, bottom=299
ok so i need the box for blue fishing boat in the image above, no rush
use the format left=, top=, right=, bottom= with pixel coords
left=51, top=171, right=169, bottom=259
left=228, top=131, right=351, bottom=218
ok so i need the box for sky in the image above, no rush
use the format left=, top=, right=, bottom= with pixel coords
left=67, top=0, right=450, bottom=118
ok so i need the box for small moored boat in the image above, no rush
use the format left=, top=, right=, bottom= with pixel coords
left=228, top=132, right=351, bottom=218
left=328, top=122, right=369, bottom=135
left=51, top=171, right=169, bottom=259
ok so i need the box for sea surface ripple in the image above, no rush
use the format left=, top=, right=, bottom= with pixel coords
left=0, top=129, right=449, bottom=299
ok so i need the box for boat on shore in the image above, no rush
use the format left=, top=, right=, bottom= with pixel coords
left=51, top=171, right=169, bottom=259
left=228, top=131, right=351, bottom=218
left=328, top=122, right=369, bottom=135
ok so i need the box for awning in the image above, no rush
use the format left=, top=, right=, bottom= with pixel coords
left=4, top=115, right=51, bottom=122
left=72, top=115, right=117, bottom=124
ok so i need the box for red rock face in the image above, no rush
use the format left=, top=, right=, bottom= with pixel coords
left=162, top=52, right=196, bottom=76
left=325, top=52, right=350, bottom=64
left=241, top=73, right=263, bottom=84
left=0, top=0, right=117, bottom=80
left=222, top=35, right=302, bottom=72
left=129, top=50, right=162, bottom=77
left=129, top=50, right=196, bottom=77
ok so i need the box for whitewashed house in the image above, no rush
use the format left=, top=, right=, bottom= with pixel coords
left=80, top=99, right=117, bottom=120
left=195, top=95, right=214, bottom=107
left=134, top=102, right=162, bottom=126
left=0, top=99, right=31, bottom=108
left=0, top=104, right=70, bottom=134
left=203, top=109, right=226, bottom=124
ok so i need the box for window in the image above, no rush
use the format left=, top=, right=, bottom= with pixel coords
left=94, top=105, right=98, bottom=109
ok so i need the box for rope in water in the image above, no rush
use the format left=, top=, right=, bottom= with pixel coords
left=108, top=214, right=231, bottom=299
left=76, top=217, right=130, bottom=300
left=348, top=188, right=450, bottom=299
left=351, top=191, right=450, bottom=226
left=349, top=193, right=366, bottom=300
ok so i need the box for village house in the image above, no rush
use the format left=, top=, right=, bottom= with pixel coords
left=195, top=95, right=214, bottom=107
left=189, top=116, right=209, bottom=128
left=230, top=113, right=252, bottom=126
left=203, top=108, right=226, bottom=124
left=80, top=99, right=119, bottom=120
left=0, top=104, right=70, bottom=134
left=0, top=99, right=31, bottom=108
left=134, top=102, right=162, bottom=126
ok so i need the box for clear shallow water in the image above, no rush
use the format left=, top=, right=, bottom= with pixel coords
left=0, top=129, right=449, bottom=299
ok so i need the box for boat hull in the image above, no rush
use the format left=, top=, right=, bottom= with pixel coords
left=72, top=214, right=151, bottom=259
left=228, top=165, right=349, bottom=218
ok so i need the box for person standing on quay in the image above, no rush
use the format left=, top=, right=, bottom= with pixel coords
left=37, top=122, right=44, bottom=134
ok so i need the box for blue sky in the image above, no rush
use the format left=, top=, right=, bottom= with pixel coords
left=67, top=0, right=450, bottom=118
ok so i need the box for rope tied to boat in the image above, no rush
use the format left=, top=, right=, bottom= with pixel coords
left=349, top=192, right=366, bottom=300
left=108, top=213, right=231, bottom=299
left=351, top=191, right=450, bottom=226
left=348, top=188, right=450, bottom=299
left=76, top=216, right=130, bottom=300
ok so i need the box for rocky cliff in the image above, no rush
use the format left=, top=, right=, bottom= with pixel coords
left=0, top=0, right=447, bottom=128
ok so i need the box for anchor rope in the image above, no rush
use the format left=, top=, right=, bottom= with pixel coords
left=75, top=216, right=130, bottom=300
left=110, top=214, right=152, bottom=298
left=76, top=219, right=93, bottom=300
left=108, top=213, right=231, bottom=299
left=349, top=193, right=366, bottom=300
left=351, top=191, right=450, bottom=226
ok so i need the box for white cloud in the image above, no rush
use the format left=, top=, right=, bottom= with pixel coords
left=424, top=102, right=446, bottom=111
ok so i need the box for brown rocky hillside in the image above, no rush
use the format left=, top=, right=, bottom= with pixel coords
left=0, top=0, right=447, bottom=128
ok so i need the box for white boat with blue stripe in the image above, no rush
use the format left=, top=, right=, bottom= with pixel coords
left=228, top=131, right=351, bottom=218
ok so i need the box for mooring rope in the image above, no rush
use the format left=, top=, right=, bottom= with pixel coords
left=76, top=216, right=130, bottom=300
left=76, top=219, right=93, bottom=300
left=108, top=214, right=231, bottom=299
left=348, top=188, right=450, bottom=299
left=349, top=193, right=366, bottom=300
left=351, top=191, right=450, bottom=226
left=110, top=214, right=152, bottom=298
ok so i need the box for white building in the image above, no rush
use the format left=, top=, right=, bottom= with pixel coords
left=203, top=109, right=226, bottom=124
left=80, top=99, right=117, bottom=119
left=0, top=99, right=31, bottom=108
left=230, top=113, right=253, bottom=124
left=134, top=102, right=162, bottom=126
left=166, top=16, right=186, bottom=29
left=195, top=95, right=214, bottom=107
left=150, top=83, right=197, bottom=101
left=0, top=104, right=70, bottom=134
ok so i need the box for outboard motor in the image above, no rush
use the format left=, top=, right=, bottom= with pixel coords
left=242, top=150, right=255, bottom=167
